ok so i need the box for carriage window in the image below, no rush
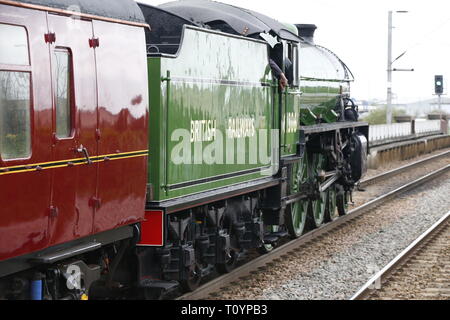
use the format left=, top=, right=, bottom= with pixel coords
left=0, top=71, right=31, bottom=160
left=53, top=49, right=72, bottom=138
left=0, top=24, right=29, bottom=65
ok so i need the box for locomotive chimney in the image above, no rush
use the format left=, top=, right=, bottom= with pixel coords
left=295, top=24, right=317, bottom=44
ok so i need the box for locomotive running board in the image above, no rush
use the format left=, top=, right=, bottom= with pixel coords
left=148, top=177, right=280, bottom=214
left=30, top=242, right=101, bottom=264
left=302, top=121, right=369, bottom=134
left=0, top=225, right=134, bottom=278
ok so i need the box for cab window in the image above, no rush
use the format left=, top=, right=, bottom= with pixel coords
left=286, top=43, right=299, bottom=87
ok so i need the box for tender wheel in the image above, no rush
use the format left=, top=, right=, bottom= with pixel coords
left=324, top=186, right=339, bottom=222
left=216, top=248, right=238, bottom=274
left=180, top=264, right=202, bottom=292
left=336, top=190, right=350, bottom=216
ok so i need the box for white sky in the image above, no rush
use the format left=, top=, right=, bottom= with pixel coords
left=139, top=0, right=450, bottom=104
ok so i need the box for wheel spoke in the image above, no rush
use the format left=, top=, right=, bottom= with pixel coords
left=308, top=153, right=326, bottom=228
left=337, top=188, right=350, bottom=216
left=325, top=186, right=338, bottom=222
left=286, top=153, right=309, bottom=238
left=293, top=203, right=300, bottom=228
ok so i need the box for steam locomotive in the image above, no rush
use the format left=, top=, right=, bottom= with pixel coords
left=0, top=0, right=368, bottom=299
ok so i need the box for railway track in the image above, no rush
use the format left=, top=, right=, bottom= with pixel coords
left=358, top=149, right=450, bottom=188
left=351, top=210, right=450, bottom=300
left=178, top=164, right=450, bottom=300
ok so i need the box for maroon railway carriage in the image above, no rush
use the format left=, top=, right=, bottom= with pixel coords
left=0, top=0, right=148, bottom=299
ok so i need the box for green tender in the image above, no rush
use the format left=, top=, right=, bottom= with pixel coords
left=147, top=26, right=351, bottom=202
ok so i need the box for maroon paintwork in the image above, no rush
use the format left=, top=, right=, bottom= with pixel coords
left=0, top=4, right=149, bottom=262
left=93, top=20, right=148, bottom=233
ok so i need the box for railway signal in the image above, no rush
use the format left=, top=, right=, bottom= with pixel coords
left=434, top=75, right=445, bottom=113
left=435, top=75, right=444, bottom=95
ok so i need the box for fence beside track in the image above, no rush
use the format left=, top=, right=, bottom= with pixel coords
left=369, top=120, right=447, bottom=147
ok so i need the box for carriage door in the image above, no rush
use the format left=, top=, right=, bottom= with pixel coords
left=47, top=15, right=98, bottom=245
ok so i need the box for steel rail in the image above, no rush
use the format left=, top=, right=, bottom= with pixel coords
left=351, top=210, right=450, bottom=300
left=178, top=164, right=450, bottom=300
left=359, top=149, right=450, bottom=188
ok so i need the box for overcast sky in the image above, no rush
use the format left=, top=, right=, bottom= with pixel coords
left=139, top=0, right=450, bottom=104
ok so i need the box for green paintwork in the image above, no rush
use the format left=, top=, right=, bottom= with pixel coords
left=148, top=26, right=279, bottom=201
left=300, top=107, right=317, bottom=126
left=298, top=43, right=351, bottom=126
left=146, top=25, right=354, bottom=202
left=282, top=87, right=301, bottom=156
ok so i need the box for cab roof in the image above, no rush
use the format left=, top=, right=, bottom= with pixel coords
left=159, top=0, right=302, bottom=42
